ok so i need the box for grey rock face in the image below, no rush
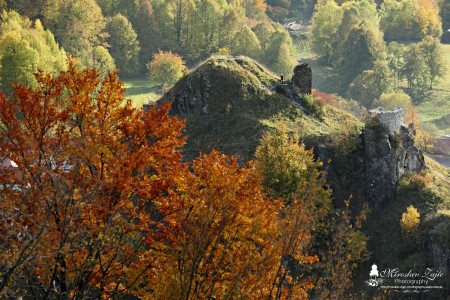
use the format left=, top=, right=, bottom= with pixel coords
left=428, top=222, right=450, bottom=277
left=362, top=110, right=426, bottom=206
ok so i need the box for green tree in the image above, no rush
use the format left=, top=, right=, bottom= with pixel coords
left=347, top=60, right=394, bottom=106
left=4, top=0, right=62, bottom=32
left=419, top=36, right=447, bottom=89
left=255, top=121, right=368, bottom=299
left=387, top=42, right=407, bottom=88
left=337, top=25, right=386, bottom=92
left=0, top=11, right=66, bottom=93
left=92, top=45, right=116, bottom=77
left=309, top=0, right=343, bottom=63
left=402, top=43, right=430, bottom=100
left=332, top=0, right=380, bottom=66
left=0, top=37, right=38, bottom=94
left=106, top=14, right=140, bottom=76
left=147, top=50, right=186, bottom=87
left=55, top=0, right=107, bottom=67
left=187, top=0, right=223, bottom=61
left=379, top=0, right=421, bottom=41
left=218, top=8, right=243, bottom=49
left=265, top=29, right=297, bottom=75
left=373, top=91, right=413, bottom=111
left=229, top=25, right=262, bottom=58
left=134, top=0, right=160, bottom=70
left=255, top=121, right=326, bottom=200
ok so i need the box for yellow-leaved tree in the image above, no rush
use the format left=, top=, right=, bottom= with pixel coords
left=401, top=205, right=421, bottom=234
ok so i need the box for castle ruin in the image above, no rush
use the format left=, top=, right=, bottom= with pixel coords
left=368, top=107, right=405, bottom=134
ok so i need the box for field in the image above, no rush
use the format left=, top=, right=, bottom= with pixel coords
left=122, top=76, right=161, bottom=108
left=417, top=44, right=450, bottom=136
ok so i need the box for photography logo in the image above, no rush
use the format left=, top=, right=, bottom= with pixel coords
left=366, top=264, right=383, bottom=286
left=366, top=263, right=445, bottom=293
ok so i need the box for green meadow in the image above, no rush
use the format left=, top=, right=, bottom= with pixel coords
left=122, top=76, right=161, bottom=108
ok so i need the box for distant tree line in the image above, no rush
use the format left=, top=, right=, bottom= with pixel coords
left=309, top=0, right=446, bottom=106
left=0, top=0, right=300, bottom=93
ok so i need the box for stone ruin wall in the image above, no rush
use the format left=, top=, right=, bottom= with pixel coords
left=369, top=108, right=405, bottom=134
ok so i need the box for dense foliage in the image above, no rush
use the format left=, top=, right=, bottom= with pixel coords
left=0, top=11, right=66, bottom=94
left=309, top=0, right=447, bottom=105
left=0, top=0, right=299, bottom=91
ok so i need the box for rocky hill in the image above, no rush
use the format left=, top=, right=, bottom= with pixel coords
left=159, top=56, right=303, bottom=160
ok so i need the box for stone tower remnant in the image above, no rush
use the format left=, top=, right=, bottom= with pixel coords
left=291, top=63, right=312, bottom=95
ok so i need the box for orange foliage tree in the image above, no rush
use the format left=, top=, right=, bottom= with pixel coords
left=0, top=62, right=187, bottom=298
left=153, top=151, right=281, bottom=299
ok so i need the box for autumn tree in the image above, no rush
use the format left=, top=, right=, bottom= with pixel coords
left=152, top=151, right=284, bottom=299
left=147, top=50, right=187, bottom=87
left=0, top=61, right=187, bottom=298
left=400, top=205, right=421, bottom=234
left=417, top=0, right=442, bottom=38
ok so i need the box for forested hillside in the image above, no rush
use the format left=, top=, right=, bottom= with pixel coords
left=0, top=0, right=449, bottom=299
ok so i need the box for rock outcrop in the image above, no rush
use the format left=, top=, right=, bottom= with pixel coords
left=362, top=108, right=426, bottom=205
left=291, top=63, right=312, bottom=95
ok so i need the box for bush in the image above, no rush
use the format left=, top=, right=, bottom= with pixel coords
left=147, top=50, right=187, bottom=87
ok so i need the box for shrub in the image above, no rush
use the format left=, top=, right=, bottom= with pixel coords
left=147, top=50, right=187, bottom=87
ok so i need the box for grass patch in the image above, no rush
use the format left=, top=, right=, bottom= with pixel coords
left=416, top=44, right=450, bottom=136
left=122, top=76, right=162, bottom=108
